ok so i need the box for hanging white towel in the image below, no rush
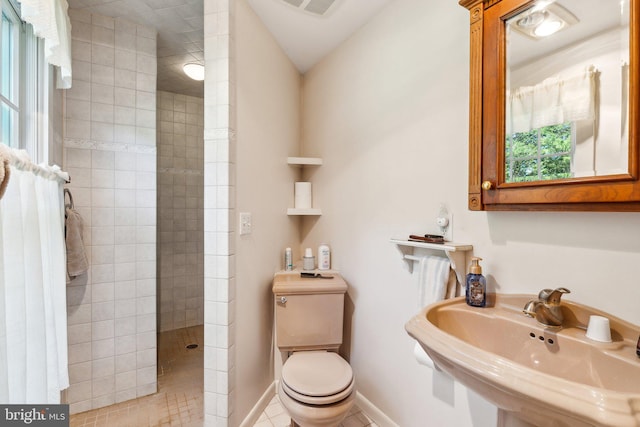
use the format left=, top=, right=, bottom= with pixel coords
left=414, top=255, right=456, bottom=369
left=416, top=255, right=453, bottom=307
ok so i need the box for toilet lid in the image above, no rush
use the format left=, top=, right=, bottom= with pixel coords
left=282, top=351, right=354, bottom=405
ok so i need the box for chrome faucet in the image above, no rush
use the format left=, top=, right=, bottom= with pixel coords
left=523, top=287, right=571, bottom=327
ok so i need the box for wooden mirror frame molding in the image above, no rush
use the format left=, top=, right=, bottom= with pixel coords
left=460, top=0, right=640, bottom=211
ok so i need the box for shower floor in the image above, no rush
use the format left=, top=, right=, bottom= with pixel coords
left=70, top=325, right=204, bottom=427
left=69, top=325, right=376, bottom=427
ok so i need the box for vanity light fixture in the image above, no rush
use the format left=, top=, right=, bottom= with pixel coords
left=183, top=63, right=205, bottom=81
left=513, top=3, right=578, bottom=39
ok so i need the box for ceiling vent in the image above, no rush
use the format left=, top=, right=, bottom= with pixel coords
left=281, top=0, right=339, bottom=16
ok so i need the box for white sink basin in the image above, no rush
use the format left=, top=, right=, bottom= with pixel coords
left=405, top=294, right=640, bottom=427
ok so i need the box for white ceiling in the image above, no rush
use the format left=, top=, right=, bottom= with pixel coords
left=67, top=0, right=393, bottom=98
left=509, top=0, right=626, bottom=67
left=246, top=0, right=394, bottom=72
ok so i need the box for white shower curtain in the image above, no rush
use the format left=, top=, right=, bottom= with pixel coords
left=0, top=147, right=69, bottom=403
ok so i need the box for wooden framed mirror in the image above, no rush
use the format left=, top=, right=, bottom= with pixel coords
left=460, top=0, right=640, bottom=211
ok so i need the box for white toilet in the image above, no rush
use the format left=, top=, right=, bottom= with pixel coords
left=273, top=272, right=355, bottom=427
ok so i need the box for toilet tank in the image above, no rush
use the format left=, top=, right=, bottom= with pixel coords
left=273, top=272, right=348, bottom=352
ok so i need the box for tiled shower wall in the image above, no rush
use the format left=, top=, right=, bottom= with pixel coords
left=203, top=0, right=236, bottom=424
left=157, top=90, right=204, bottom=332
left=63, top=9, right=158, bottom=414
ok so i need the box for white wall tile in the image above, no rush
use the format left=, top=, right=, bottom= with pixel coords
left=92, top=64, right=115, bottom=86
left=91, top=44, right=115, bottom=67
left=115, top=340, right=136, bottom=361
left=114, top=262, right=135, bottom=281
left=114, top=106, right=136, bottom=126
left=65, top=9, right=157, bottom=413
left=114, top=317, right=136, bottom=338
left=66, top=119, right=91, bottom=140
left=115, top=31, right=136, bottom=52
left=136, top=314, right=155, bottom=333
left=115, top=17, right=136, bottom=35
left=91, top=169, right=115, bottom=188
left=115, top=50, right=136, bottom=72
left=92, top=83, right=115, bottom=105
left=136, top=366, right=156, bottom=386
left=92, top=227, right=115, bottom=246
left=92, top=283, right=114, bottom=302
left=69, top=361, right=92, bottom=384
left=92, top=357, right=115, bottom=378
left=115, top=68, right=137, bottom=89
left=114, top=152, right=136, bottom=171
left=92, top=375, right=115, bottom=397
left=114, top=88, right=136, bottom=107
left=68, top=323, right=92, bottom=345
left=67, top=99, right=92, bottom=121
left=115, top=371, right=136, bottom=391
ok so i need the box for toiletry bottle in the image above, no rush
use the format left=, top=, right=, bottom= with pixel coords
left=466, top=257, right=486, bottom=307
left=284, top=247, right=293, bottom=271
left=302, top=248, right=315, bottom=271
left=318, top=243, right=330, bottom=270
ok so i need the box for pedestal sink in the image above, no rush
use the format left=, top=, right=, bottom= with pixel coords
left=405, top=294, right=640, bottom=427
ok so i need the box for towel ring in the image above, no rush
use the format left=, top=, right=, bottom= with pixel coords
left=64, top=188, right=74, bottom=209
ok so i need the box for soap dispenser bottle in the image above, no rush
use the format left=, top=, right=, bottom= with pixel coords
left=466, top=257, right=486, bottom=307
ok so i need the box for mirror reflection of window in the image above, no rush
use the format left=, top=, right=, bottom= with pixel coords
left=505, top=0, right=629, bottom=183
left=506, top=122, right=573, bottom=182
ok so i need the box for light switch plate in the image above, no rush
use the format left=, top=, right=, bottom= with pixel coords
left=239, top=212, right=252, bottom=235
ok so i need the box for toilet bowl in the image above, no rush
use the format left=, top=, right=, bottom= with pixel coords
left=278, top=351, right=355, bottom=427
left=272, top=272, right=355, bottom=427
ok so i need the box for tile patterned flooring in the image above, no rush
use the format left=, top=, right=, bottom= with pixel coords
left=255, top=395, right=377, bottom=427
left=70, top=326, right=204, bottom=426
left=70, top=325, right=375, bottom=427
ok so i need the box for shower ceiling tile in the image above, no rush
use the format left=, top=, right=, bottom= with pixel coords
left=69, top=0, right=205, bottom=98
left=69, top=0, right=394, bottom=98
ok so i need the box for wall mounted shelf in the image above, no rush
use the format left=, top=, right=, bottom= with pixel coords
left=287, top=208, right=322, bottom=216
left=287, top=157, right=323, bottom=166
left=288, top=157, right=323, bottom=215
left=390, top=238, right=473, bottom=284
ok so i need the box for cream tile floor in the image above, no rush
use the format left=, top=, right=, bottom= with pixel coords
left=70, top=325, right=204, bottom=427
left=254, top=395, right=378, bottom=427
left=69, top=325, right=373, bottom=427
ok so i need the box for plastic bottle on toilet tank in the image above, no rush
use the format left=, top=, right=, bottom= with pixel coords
left=318, top=244, right=330, bottom=270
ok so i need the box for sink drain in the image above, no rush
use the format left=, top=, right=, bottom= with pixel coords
left=186, top=344, right=198, bottom=349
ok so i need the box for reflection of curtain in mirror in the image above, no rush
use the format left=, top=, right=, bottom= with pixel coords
left=621, top=61, right=629, bottom=148
left=0, top=146, right=69, bottom=403
left=507, top=66, right=598, bottom=134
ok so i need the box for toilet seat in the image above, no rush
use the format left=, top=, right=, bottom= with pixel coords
left=281, top=351, right=354, bottom=405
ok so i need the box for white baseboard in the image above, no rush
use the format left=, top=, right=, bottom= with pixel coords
left=239, top=382, right=276, bottom=427
left=355, top=392, right=399, bottom=427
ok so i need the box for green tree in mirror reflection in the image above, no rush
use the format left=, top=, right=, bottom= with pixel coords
left=506, top=123, right=572, bottom=182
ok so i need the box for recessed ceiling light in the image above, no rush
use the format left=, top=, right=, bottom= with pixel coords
left=534, top=19, right=563, bottom=37
left=517, top=11, right=546, bottom=29
left=183, top=63, right=205, bottom=81
left=511, top=2, right=578, bottom=40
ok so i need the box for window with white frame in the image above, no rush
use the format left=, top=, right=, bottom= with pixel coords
left=0, top=0, right=46, bottom=160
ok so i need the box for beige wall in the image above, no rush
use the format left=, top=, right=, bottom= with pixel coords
left=300, top=0, right=640, bottom=426
left=233, top=0, right=301, bottom=424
